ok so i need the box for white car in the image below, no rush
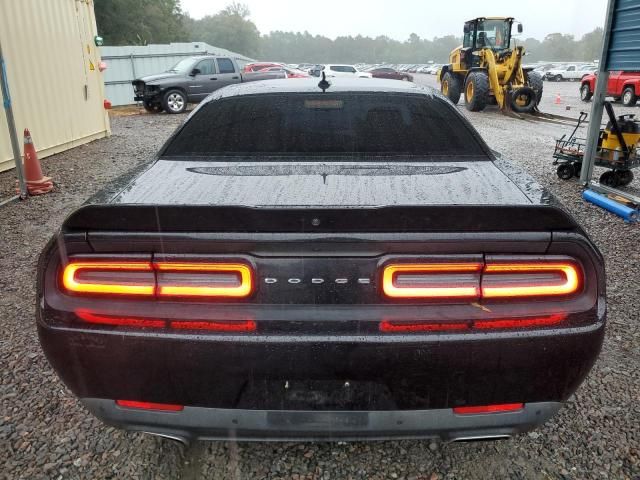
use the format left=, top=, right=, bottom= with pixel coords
left=425, top=64, right=442, bottom=74
left=322, top=64, right=372, bottom=78
left=545, top=64, right=595, bottom=82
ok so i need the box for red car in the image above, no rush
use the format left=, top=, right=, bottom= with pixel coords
left=580, top=71, right=640, bottom=106
left=367, top=67, right=413, bottom=82
left=243, top=62, right=284, bottom=73
left=258, top=66, right=310, bottom=78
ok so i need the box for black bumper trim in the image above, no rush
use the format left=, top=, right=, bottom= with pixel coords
left=81, top=398, right=562, bottom=443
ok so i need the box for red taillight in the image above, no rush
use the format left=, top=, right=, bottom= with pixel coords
left=453, top=403, right=524, bottom=415
left=116, top=400, right=183, bottom=412
left=61, top=260, right=254, bottom=299
left=382, top=263, right=482, bottom=299
left=381, top=257, right=582, bottom=300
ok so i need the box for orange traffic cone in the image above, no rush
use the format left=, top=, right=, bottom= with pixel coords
left=23, top=129, right=53, bottom=195
left=554, top=94, right=562, bottom=105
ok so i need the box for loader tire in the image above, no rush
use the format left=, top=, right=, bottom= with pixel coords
left=441, top=72, right=462, bottom=104
left=525, top=71, right=544, bottom=105
left=510, top=86, right=537, bottom=114
left=464, top=71, right=489, bottom=112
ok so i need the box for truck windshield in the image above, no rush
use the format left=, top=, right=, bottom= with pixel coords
left=163, top=93, right=488, bottom=159
left=166, top=58, right=195, bottom=73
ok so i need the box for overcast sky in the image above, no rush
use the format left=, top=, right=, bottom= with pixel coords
left=181, top=0, right=607, bottom=41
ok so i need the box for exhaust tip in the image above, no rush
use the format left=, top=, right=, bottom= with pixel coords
left=142, top=431, right=191, bottom=446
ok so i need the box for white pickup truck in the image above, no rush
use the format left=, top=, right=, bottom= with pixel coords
left=544, top=64, right=596, bottom=82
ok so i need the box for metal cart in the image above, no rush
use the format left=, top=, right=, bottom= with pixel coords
left=553, top=106, right=640, bottom=188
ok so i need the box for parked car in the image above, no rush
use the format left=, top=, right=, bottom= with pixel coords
left=425, top=64, right=443, bottom=75
left=532, top=64, right=561, bottom=75
left=308, top=65, right=324, bottom=77
left=258, top=66, right=310, bottom=78
left=132, top=56, right=286, bottom=114
left=544, top=64, right=590, bottom=82
left=322, top=64, right=372, bottom=78
left=581, top=70, right=640, bottom=106
left=38, top=78, right=605, bottom=444
left=366, top=66, right=413, bottom=81
left=243, top=62, right=284, bottom=72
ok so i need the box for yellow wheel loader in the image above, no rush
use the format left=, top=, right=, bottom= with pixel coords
left=438, top=17, right=543, bottom=114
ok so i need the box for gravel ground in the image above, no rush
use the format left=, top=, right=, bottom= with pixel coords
left=1, top=82, right=638, bottom=480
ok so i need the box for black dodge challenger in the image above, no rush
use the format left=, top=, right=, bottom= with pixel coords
left=37, top=79, right=605, bottom=444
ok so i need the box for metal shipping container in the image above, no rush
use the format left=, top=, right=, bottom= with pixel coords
left=0, top=0, right=110, bottom=173
left=101, top=42, right=254, bottom=106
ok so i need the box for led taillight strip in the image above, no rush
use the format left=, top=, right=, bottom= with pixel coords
left=62, top=262, right=155, bottom=296
left=382, top=263, right=482, bottom=299
left=61, top=260, right=254, bottom=299
left=155, top=262, right=253, bottom=298
left=481, top=262, right=581, bottom=298
left=382, top=258, right=582, bottom=300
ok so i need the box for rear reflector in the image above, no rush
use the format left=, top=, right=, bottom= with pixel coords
left=379, top=314, right=566, bottom=333
left=168, top=320, right=257, bottom=331
left=474, top=313, right=565, bottom=329
left=76, top=309, right=165, bottom=328
left=61, top=260, right=253, bottom=299
left=380, top=320, right=470, bottom=332
left=75, top=309, right=256, bottom=332
left=382, top=263, right=482, bottom=299
left=382, top=257, right=582, bottom=300
left=453, top=403, right=524, bottom=415
left=116, top=400, right=184, bottom=412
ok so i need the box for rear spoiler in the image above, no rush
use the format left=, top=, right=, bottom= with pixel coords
left=63, top=204, right=579, bottom=233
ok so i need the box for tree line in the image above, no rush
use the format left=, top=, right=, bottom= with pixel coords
left=94, top=1, right=604, bottom=63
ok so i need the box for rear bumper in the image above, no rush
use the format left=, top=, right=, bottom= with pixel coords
left=82, top=398, right=562, bottom=443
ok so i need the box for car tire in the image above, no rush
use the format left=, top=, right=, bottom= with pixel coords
left=580, top=84, right=593, bottom=102
left=525, top=71, right=543, bottom=105
left=618, top=170, right=634, bottom=186
left=162, top=89, right=187, bottom=114
left=555, top=75, right=563, bottom=82
left=464, top=71, right=489, bottom=112
left=557, top=164, right=575, bottom=180
left=622, top=87, right=637, bottom=106
left=441, top=72, right=462, bottom=105
left=143, top=100, right=162, bottom=113
left=599, top=171, right=620, bottom=187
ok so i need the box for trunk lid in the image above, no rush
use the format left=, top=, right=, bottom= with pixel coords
left=110, top=160, right=532, bottom=207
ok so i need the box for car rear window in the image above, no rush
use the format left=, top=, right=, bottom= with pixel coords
left=162, top=93, right=488, bottom=159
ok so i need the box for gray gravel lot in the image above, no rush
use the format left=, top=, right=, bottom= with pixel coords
left=1, top=80, right=639, bottom=480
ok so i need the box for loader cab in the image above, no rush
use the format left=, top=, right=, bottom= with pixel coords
left=463, top=17, right=516, bottom=52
